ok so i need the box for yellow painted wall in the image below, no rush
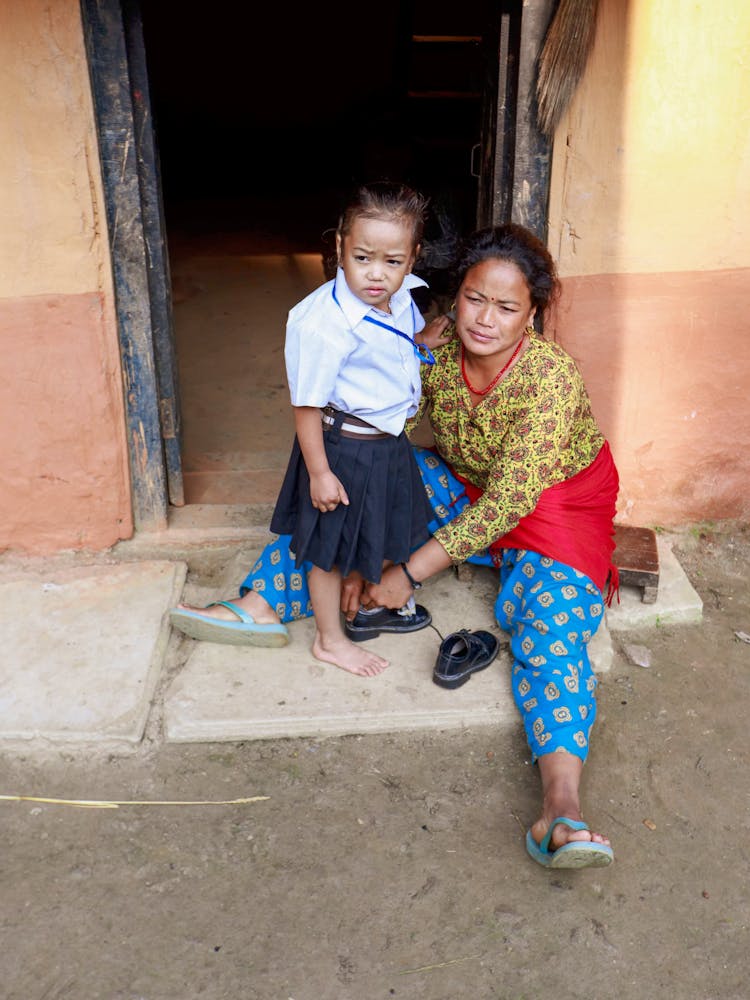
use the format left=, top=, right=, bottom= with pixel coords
left=549, top=0, right=750, bottom=276
left=547, top=0, right=750, bottom=527
left=0, top=1, right=112, bottom=297
left=0, top=0, right=132, bottom=553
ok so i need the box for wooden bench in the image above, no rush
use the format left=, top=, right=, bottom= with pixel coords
left=612, top=524, right=660, bottom=603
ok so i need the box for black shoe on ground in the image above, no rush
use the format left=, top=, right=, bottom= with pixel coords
left=344, top=604, right=432, bottom=642
left=433, top=629, right=500, bottom=689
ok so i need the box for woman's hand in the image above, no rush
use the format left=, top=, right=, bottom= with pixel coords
left=309, top=471, right=349, bottom=512
left=415, top=314, right=453, bottom=351
left=364, top=564, right=413, bottom=610
left=365, top=540, right=452, bottom=608
left=340, top=571, right=366, bottom=621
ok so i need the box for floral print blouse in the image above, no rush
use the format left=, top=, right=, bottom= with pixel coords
left=406, top=332, right=605, bottom=563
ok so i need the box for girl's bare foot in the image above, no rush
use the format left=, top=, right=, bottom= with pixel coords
left=177, top=592, right=281, bottom=625
left=312, top=631, right=389, bottom=677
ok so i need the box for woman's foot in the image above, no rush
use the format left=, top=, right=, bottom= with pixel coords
left=176, top=591, right=281, bottom=626
left=526, top=751, right=613, bottom=866
left=170, top=592, right=288, bottom=647
left=528, top=813, right=611, bottom=854
left=312, top=630, right=389, bottom=677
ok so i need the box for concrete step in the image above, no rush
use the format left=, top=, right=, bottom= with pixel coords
left=0, top=560, right=186, bottom=747
left=163, top=535, right=701, bottom=744
left=164, top=565, right=522, bottom=743
left=0, top=533, right=701, bottom=748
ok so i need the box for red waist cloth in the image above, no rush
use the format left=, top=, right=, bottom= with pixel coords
left=456, top=441, right=620, bottom=601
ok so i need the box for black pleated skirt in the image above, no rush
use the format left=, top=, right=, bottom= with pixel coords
left=270, top=428, right=432, bottom=583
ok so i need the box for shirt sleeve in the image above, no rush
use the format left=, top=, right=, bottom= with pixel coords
left=405, top=393, right=429, bottom=437
left=285, top=313, right=352, bottom=408
left=412, top=306, right=426, bottom=336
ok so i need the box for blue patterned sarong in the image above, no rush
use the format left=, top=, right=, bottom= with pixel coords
left=240, top=540, right=313, bottom=624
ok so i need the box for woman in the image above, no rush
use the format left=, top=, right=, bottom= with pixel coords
left=355, top=223, right=619, bottom=869
left=171, top=223, right=619, bottom=870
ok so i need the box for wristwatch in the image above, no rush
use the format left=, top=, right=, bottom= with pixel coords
left=400, top=562, right=422, bottom=590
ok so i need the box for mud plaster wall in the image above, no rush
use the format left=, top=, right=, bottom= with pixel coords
left=0, top=0, right=132, bottom=553
left=547, top=0, right=750, bottom=527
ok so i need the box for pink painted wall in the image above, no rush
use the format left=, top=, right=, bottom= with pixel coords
left=0, top=1, right=132, bottom=553
left=552, top=269, right=750, bottom=526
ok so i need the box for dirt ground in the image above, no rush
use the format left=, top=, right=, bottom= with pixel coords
left=2, top=522, right=749, bottom=1000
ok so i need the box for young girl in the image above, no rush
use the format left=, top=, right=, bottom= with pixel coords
left=171, top=183, right=452, bottom=676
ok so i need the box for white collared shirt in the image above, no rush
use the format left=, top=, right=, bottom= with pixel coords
left=284, top=268, right=428, bottom=436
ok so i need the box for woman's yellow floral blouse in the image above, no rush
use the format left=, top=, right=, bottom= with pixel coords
left=406, top=332, right=604, bottom=563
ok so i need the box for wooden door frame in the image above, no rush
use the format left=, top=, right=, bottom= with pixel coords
left=80, top=0, right=183, bottom=532
left=477, top=0, right=556, bottom=236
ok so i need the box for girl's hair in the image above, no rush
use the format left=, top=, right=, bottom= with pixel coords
left=454, top=223, right=560, bottom=314
left=337, top=182, right=429, bottom=250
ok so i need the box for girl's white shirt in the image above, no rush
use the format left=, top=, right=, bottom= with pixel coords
left=284, top=267, right=428, bottom=436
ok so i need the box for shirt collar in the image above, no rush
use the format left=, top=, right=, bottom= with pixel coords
left=333, top=268, right=428, bottom=329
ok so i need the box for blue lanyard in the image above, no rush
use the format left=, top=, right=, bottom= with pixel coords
left=332, top=286, right=436, bottom=365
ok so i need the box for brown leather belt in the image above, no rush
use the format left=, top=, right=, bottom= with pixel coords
left=320, top=406, right=390, bottom=440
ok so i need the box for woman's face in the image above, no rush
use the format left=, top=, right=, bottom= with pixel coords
left=455, top=258, right=536, bottom=359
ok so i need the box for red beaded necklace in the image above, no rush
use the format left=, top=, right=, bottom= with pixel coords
left=461, top=335, right=525, bottom=397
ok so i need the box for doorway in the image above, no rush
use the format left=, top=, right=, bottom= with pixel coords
left=137, top=0, right=496, bottom=505
left=82, top=0, right=552, bottom=526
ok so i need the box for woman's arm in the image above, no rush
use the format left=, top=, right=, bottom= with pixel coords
left=364, top=538, right=452, bottom=609
left=294, top=406, right=349, bottom=511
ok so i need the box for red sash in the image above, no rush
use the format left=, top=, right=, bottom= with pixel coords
left=456, top=442, right=620, bottom=601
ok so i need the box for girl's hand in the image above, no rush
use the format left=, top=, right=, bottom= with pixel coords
left=310, top=471, right=349, bottom=512
left=364, top=564, right=413, bottom=610
left=415, top=314, right=453, bottom=351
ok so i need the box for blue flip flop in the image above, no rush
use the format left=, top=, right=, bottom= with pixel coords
left=169, top=601, right=289, bottom=647
left=526, top=816, right=614, bottom=869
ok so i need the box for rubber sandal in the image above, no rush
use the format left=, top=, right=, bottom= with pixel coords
left=169, top=601, right=289, bottom=647
left=525, top=816, right=614, bottom=869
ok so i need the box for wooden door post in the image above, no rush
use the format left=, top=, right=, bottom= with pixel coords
left=80, top=0, right=171, bottom=530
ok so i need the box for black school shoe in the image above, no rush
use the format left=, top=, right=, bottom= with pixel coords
left=433, top=629, right=500, bottom=689
left=345, top=605, right=432, bottom=642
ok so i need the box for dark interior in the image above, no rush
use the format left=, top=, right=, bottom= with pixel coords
left=140, top=0, right=497, bottom=283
